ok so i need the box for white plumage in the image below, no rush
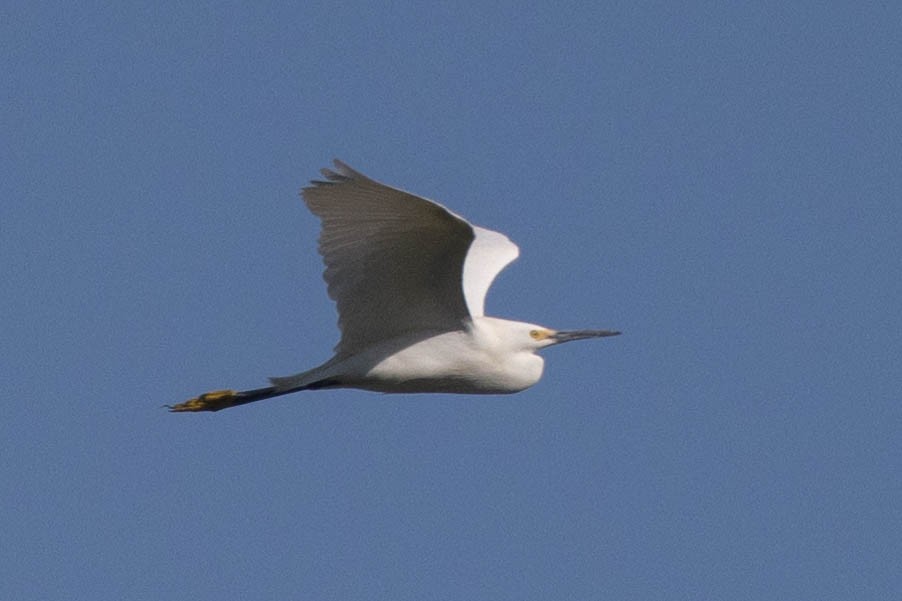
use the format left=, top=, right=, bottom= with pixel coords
left=171, top=160, right=618, bottom=412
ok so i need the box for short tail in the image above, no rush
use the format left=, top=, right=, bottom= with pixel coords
left=167, top=385, right=306, bottom=413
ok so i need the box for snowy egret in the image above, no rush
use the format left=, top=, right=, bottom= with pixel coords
left=170, top=160, right=619, bottom=412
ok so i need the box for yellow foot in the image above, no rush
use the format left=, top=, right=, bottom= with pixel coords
left=168, top=389, right=239, bottom=412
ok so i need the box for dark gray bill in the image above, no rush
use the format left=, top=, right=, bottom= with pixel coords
left=552, top=329, right=621, bottom=344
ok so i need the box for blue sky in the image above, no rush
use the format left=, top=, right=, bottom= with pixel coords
left=2, top=2, right=900, bottom=599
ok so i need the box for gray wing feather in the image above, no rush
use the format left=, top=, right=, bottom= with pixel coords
left=302, top=160, right=476, bottom=355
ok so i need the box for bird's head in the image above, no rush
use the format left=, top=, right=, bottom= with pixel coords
left=487, top=318, right=620, bottom=352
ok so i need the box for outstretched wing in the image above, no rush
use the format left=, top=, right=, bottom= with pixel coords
left=302, top=160, right=518, bottom=356
left=463, top=225, right=520, bottom=318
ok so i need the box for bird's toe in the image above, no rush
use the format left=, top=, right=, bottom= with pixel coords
left=168, top=389, right=238, bottom=412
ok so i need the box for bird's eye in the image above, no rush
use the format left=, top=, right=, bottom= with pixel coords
left=529, top=330, right=542, bottom=340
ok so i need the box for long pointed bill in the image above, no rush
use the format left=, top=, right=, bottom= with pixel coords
left=551, top=329, right=621, bottom=344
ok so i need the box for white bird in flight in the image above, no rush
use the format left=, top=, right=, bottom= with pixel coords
left=171, top=160, right=620, bottom=412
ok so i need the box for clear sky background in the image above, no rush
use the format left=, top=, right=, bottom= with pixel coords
left=2, top=2, right=900, bottom=600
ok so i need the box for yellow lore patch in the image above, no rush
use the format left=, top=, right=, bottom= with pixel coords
left=529, top=329, right=553, bottom=341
